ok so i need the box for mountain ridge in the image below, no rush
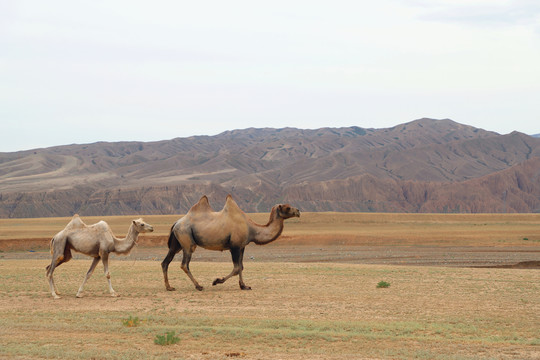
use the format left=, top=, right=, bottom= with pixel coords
left=1, top=118, right=540, bottom=217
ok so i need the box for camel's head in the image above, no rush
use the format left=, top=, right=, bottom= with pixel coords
left=133, top=218, right=154, bottom=233
left=276, top=204, right=300, bottom=219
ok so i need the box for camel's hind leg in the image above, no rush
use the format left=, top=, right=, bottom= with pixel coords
left=76, top=257, right=100, bottom=298
left=167, top=229, right=203, bottom=291
left=161, top=247, right=180, bottom=291
left=47, top=262, right=61, bottom=300
left=213, top=247, right=251, bottom=290
left=46, top=237, right=72, bottom=299
left=181, top=247, right=204, bottom=291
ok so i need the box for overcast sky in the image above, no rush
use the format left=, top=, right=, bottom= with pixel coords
left=1, top=0, right=539, bottom=152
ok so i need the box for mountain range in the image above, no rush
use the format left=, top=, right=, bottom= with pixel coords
left=1, top=118, right=540, bottom=218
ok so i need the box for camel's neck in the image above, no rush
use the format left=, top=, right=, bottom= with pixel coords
left=113, top=224, right=139, bottom=254
left=250, top=207, right=285, bottom=245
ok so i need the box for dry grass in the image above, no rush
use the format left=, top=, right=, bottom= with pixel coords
left=280, top=212, right=540, bottom=246
left=0, top=259, right=539, bottom=359
left=2, top=212, right=540, bottom=249
left=0, top=213, right=539, bottom=359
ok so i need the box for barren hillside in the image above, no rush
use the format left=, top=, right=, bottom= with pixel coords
left=1, top=118, right=540, bottom=217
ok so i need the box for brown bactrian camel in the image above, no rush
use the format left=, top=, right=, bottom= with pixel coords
left=161, top=195, right=300, bottom=291
left=46, top=215, right=154, bottom=299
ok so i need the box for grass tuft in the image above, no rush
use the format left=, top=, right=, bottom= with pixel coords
left=376, top=281, right=391, bottom=288
left=154, top=331, right=180, bottom=346
left=122, top=315, right=141, bottom=327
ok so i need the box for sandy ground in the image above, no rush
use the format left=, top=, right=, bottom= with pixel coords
left=1, top=238, right=539, bottom=359
left=2, top=213, right=539, bottom=359
left=1, top=259, right=539, bottom=360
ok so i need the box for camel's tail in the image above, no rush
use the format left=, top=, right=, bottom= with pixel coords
left=167, top=224, right=177, bottom=248
left=45, top=236, right=55, bottom=275
left=45, top=263, right=52, bottom=275
left=49, top=235, right=56, bottom=255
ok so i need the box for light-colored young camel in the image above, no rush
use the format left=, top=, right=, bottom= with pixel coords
left=161, top=195, right=300, bottom=291
left=46, top=214, right=154, bottom=299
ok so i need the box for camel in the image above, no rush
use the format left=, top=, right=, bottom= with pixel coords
left=46, top=215, right=154, bottom=299
left=161, top=195, right=300, bottom=291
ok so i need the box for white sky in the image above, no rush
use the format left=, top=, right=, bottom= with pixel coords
left=1, top=0, right=539, bottom=152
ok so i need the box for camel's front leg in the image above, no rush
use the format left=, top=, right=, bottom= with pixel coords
left=213, top=247, right=250, bottom=290
left=76, top=257, right=100, bottom=298
left=237, top=248, right=251, bottom=290
left=101, top=254, right=118, bottom=297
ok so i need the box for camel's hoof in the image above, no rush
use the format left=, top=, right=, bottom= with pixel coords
left=166, top=287, right=176, bottom=291
left=212, top=278, right=224, bottom=286
left=111, top=292, right=119, bottom=297
left=195, top=285, right=204, bottom=291
left=76, top=293, right=83, bottom=298
left=53, top=295, right=61, bottom=300
left=240, top=285, right=252, bottom=291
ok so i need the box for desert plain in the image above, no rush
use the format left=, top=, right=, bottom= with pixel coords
left=0, top=212, right=539, bottom=359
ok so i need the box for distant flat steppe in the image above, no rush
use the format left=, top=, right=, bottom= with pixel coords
left=1, top=212, right=539, bottom=267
